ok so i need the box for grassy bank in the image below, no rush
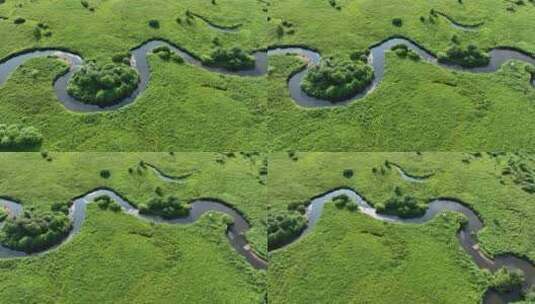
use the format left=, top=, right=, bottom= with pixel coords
left=0, top=152, right=267, bottom=257
left=268, top=152, right=535, bottom=303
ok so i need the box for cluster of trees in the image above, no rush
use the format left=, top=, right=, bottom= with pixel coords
left=268, top=212, right=307, bottom=250
left=0, top=124, right=43, bottom=149
left=94, top=195, right=121, bottom=212
left=152, top=46, right=184, bottom=64
left=391, top=44, right=420, bottom=61
left=301, top=57, right=374, bottom=102
left=0, top=210, right=72, bottom=253
left=67, top=62, right=139, bottom=106
left=437, top=44, right=490, bottom=68
left=332, top=194, right=359, bottom=211
left=203, top=47, right=255, bottom=71
left=489, top=267, right=525, bottom=292
left=375, top=190, right=426, bottom=218
left=138, top=196, right=190, bottom=219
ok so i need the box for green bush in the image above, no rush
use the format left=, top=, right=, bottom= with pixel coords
left=268, top=212, right=307, bottom=250
left=0, top=210, right=72, bottom=253
left=138, top=196, right=190, bottom=219
left=301, top=57, right=374, bottom=102
left=0, top=209, right=7, bottom=222
left=490, top=267, right=524, bottom=292
left=333, top=194, right=350, bottom=208
left=148, top=19, right=160, bottom=28
left=0, top=124, right=43, bottom=149
left=152, top=46, right=184, bottom=64
left=203, top=47, right=255, bottom=71
left=67, top=62, right=140, bottom=106
left=343, top=169, right=354, bottom=178
left=94, top=195, right=122, bottom=212
left=13, top=17, right=25, bottom=24
left=376, top=195, right=426, bottom=218
left=437, top=44, right=490, bottom=68
left=51, top=201, right=70, bottom=215
left=100, top=169, right=111, bottom=179
left=392, top=18, right=403, bottom=27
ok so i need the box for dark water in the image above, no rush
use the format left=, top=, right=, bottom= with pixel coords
left=0, top=38, right=533, bottom=110
left=389, top=162, right=433, bottom=183
left=0, top=189, right=267, bottom=270
left=279, top=188, right=534, bottom=303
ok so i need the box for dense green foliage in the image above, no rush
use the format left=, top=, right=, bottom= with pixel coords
left=0, top=124, right=42, bottom=149
left=67, top=63, right=139, bottom=106
left=139, top=196, right=191, bottom=219
left=0, top=210, right=71, bottom=253
left=301, top=57, right=374, bottom=101
left=152, top=46, right=184, bottom=63
left=267, top=212, right=307, bottom=250
left=437, top=44, right=490, bottom=68
left=94, top=195, right=121, bottom=212
left=203, top=47, right=255, bottom=71
left=332, top=194, right=359, bottom=211
left=489, top=267, right=525, bottom=292
left=376, top=194, right=426, bottom=218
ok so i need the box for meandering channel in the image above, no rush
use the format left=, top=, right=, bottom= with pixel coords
left=0, top=37, right=533, bottom=110
left=276, top=187, right=534, bottom=304
left=389, top=162, right=434, bottom=182
left=0, top=188, right=267, bottom=270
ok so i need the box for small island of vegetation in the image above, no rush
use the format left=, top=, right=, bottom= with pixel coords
left=301, top=57, right=374, bottom=102
left=203, top=46, right=255, bottom=71
left=67, top=62, right=140, bottom=106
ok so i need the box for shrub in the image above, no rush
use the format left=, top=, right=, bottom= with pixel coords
left=138, top=196, right=190, bottom=219
left=148, top=19, right=160, bottom=29
left=268, top=212, right=307, bottom=250
left=437, top=44, right=490, bottom=68
left=51, top=202, right=70, bottom=214
left=0, top=124, right=43, bottom=149
left=333, top=194, right=350, bottom=208
left=100, top=169, right=111, bottom=179
left=301, top=57, right=374, bottom=102
left=111, top=52, right=131, bottom=65
left=67, top=62, right=139, bottom=106
left=0, top=209, right=7, bottom=222
left=203, top=47, right=255, bottom=71
left=0, top=210, right=72, bottom=253
left=343, top=169, right=354, bottom=178
left=349, top=49, right=370, bottom=63
left=152, top=46, right=184, bottom=64
left=376, top=195, right=426, bottom=218
left=490, top=267, right=524, bottom=292
left=392, top=18, right=403, bottom=27
left=13, top=17, right=25, bottom=24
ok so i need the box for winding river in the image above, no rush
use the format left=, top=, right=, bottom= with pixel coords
left=0, top=188, right=267, bottom=270
left=277, top=188, right=534, bottom=304
left=389, top=162, right=434, bottom=182
left=0, top=37, right=533, bottom=110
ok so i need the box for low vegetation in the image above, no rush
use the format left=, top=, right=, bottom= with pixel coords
left=301, top=57, right=374, bottom=102
left=138, top=196, right=191, bottom=219
left=488, top=267, right=525, bottom=292
left=152, top=46, right=184, bottom=63
left=268, top=212, right=307, bottom=250
left=203, top=47, right=255, bottom=71
left=0, top=124, right=43, bottom=149
left=67, top=62, right=140, bottom=106
left=94, top=195, right=122, bottom=212
left=437, top=44, right=490, bottom=68
left=332, top=194, right=358, bottom=211
left=0, top=210, right=72, bottom=253
left=375, top=192, right=426, bottom=218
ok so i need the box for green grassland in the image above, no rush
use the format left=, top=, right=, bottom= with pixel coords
left=0, top=152, right=267, bottom=256
left=264, top=0, right=535, bottom=150
left=267, top=0, right=535, bottom=57
left=0, top=208, right=264, bottom=304
left=0, top=0, right=268, bottom=151
left=268, top=152, right=535, bottom=303
left=268, top=53, right=535, bottom=150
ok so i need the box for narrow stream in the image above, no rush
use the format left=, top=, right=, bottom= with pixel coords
left=277, top=188, right=534, bottom=304
left=0, top=37, right=533, bottom=110
left=0, top=189, right=267, bottom=270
